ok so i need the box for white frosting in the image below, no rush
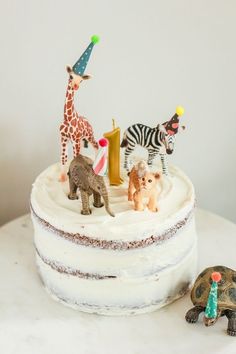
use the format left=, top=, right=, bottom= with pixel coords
left=33, top=217, right=196, bottom=277
left=31, top=162, right=195, bottom=242
left=36, top=241, right=198, bottom=315
left=31, top=161, right=197, bottom=315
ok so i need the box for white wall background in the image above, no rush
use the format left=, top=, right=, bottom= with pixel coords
left=0, top=0, right=236, bottom=225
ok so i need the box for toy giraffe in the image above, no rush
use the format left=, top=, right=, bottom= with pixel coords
left=59, top=36, right=100, bottom=182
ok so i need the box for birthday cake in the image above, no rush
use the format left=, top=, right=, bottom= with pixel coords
left=30, top=36, right=198, bottom=315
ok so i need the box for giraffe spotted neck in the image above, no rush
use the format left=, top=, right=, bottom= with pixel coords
left=59, top=75, right=98, bottom=178
left=64, top=80, right=77, bottom=123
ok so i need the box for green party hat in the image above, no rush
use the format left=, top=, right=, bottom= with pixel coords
left=204, top=272, right=221, bottom=319
left=72, top=35, right=100, bottom=76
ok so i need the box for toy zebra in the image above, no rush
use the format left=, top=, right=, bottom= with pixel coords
left=120, top=107, right=185, bottom=176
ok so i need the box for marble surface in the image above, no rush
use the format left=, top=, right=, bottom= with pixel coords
left=0, top=209, right=235, bottom=354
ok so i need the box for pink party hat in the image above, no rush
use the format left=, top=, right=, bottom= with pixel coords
left=93, top=138, right=108, bottom=176
left=163, top=106, right=185, bottom=135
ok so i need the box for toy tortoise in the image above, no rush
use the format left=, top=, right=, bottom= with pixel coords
left=185, top=265, right=236, bottom=336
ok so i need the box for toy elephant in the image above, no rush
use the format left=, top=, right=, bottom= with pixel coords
left=68, top=154, right=115, bottom=217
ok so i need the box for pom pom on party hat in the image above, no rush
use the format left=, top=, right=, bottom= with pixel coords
left=72, top=35, right=100, bottom=76
left=204, top=272, right=222, bottom=319
left=93, top=138, right=108, bottom=176
left=163, top=106, right=185, bottom=136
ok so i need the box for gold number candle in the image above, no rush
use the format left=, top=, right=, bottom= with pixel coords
left=103, top=119, right=123, bottom=186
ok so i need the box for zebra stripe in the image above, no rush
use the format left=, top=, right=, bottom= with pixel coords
left=122, top=123, right=175, bottom=175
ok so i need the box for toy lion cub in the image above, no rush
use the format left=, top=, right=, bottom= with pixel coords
left=128, top=160, right=161, bottom=212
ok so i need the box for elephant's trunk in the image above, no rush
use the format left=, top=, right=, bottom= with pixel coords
left=102, top=194, right=115, bottom=217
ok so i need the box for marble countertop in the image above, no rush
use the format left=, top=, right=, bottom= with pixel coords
left=0, top=209, right=235, bottom=354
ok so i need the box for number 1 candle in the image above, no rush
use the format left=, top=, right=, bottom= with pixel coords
left=103, top=119, right=123, bottom=186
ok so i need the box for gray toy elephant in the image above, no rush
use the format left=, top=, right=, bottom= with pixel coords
left=68, top=154, right=115, bottom=217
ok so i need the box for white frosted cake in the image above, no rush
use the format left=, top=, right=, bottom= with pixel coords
left=30, top=161, right=197, bottom=315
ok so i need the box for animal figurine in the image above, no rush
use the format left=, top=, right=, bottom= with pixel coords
left=185, top=265, right=236, bottom=336
left=68, top=154, right=115, bottom=217
left=59, top=35, right=100, bottom=182
left=127, top=160, right=149, bottom=201
left=128, top=160, right=161, bottom=212
left=121, top=106, right=185, bottom=175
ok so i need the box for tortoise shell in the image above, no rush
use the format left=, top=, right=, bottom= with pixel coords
left=191, top=265, right=236, bottom=311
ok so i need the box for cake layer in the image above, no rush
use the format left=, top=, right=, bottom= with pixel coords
left=31, top=162, right=195, bottom=243
left=36, top=240, right=197, bottom=315
left=32, top=214, right=196, bottom=277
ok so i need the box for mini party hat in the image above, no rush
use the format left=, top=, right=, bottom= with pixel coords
left=93, top=138, right=108, bottom=176
left=204, top=272, right=222, bottom=319
left=72, top=35, right=100, bottom=76
left=163, top=106, right=184, bottom=135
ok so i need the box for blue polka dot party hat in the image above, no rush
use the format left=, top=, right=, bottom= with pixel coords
left=72, top=35, right=100, bottom=76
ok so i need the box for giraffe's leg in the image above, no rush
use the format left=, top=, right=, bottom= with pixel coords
left=59, top=136, right=69, bottom=182
left=160, top=154, right=169, bottom=176
left=72, top=140, right=82, bottom=158
left=147, top=149, right=158, bottom=167
left=124, top=144, right=135, bottom=171
left=87, top=134, right=99, bottom=150
left=83, top=139, right=88, bottom=148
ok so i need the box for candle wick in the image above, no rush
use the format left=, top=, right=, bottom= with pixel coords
left=112, top=119, right=116, bottom=130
